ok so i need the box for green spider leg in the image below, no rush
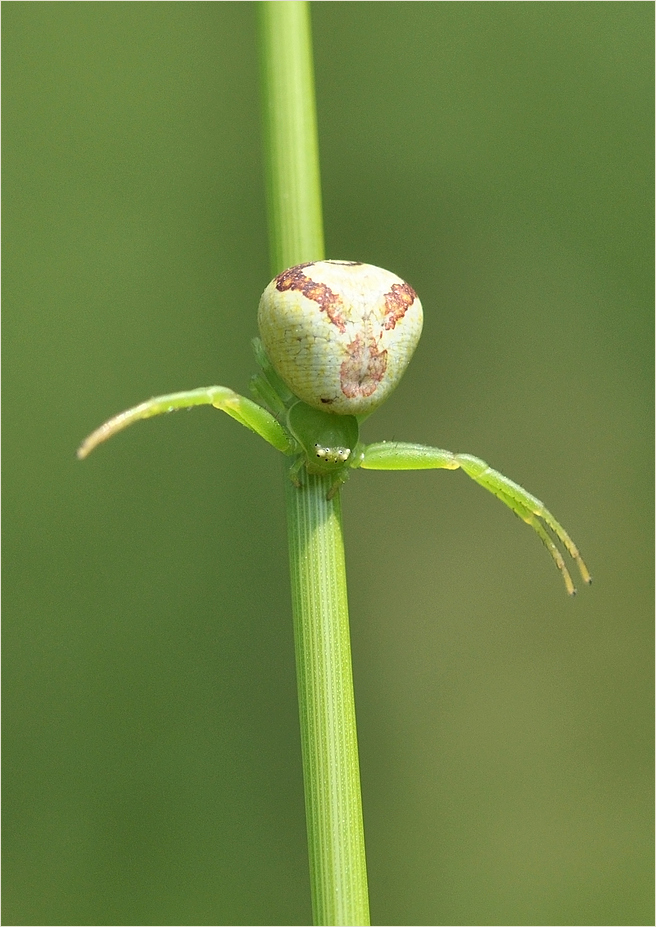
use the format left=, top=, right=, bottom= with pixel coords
left=250, top=337, right=296, bottom=416
left=360, top=442, right=591, bottom=595
left=77, top=386, right=294, bottom=460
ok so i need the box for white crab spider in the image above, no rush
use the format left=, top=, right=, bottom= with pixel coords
left=78, top=260, right=590, bottom=595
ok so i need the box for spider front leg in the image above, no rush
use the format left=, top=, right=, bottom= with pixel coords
left=455, top=454, right=591, bottom=593
left=360, top=442, right=591, bottom=595
left=77, top=386, right=294, bottom=459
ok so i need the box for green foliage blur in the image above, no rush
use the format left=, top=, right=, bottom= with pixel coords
left=4, top=3, right=652, bottom=925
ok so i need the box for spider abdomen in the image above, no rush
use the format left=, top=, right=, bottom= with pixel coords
left=258, top=260, right=423, bottom=415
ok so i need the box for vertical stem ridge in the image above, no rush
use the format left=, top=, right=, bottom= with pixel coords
left=285, top=473, right=370, bottom=926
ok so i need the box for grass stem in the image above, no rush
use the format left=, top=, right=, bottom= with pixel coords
left=259, top=3, right=370, bottom=923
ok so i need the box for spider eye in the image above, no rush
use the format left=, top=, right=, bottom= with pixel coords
left=313, top=444, right=351, bottom=464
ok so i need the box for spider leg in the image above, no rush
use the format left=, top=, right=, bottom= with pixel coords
left=77, top=386, right=293, bottom=459
left=360, top=441, right=460, bottom=471
left=456, top=454, right=591, bottom=591
left=360, top=442, right=590, bottom=594
left=472, top=478, right=578, bottom=595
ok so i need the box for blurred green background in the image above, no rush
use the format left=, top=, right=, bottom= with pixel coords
left=4, top=3, right=653, bottom=925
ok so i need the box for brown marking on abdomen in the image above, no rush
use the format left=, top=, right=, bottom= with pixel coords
left=383, top=282, right=416, bottom=330
left=275, top=263, right=347, bottom=332
left=340, top=333, right=388, bottom=399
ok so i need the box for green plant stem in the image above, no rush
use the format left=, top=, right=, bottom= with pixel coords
left=285, top=474, right=370, bottom=926
left=259, top=3, right=370, bottom=925
left=259, top=0, right=324, bottom=274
